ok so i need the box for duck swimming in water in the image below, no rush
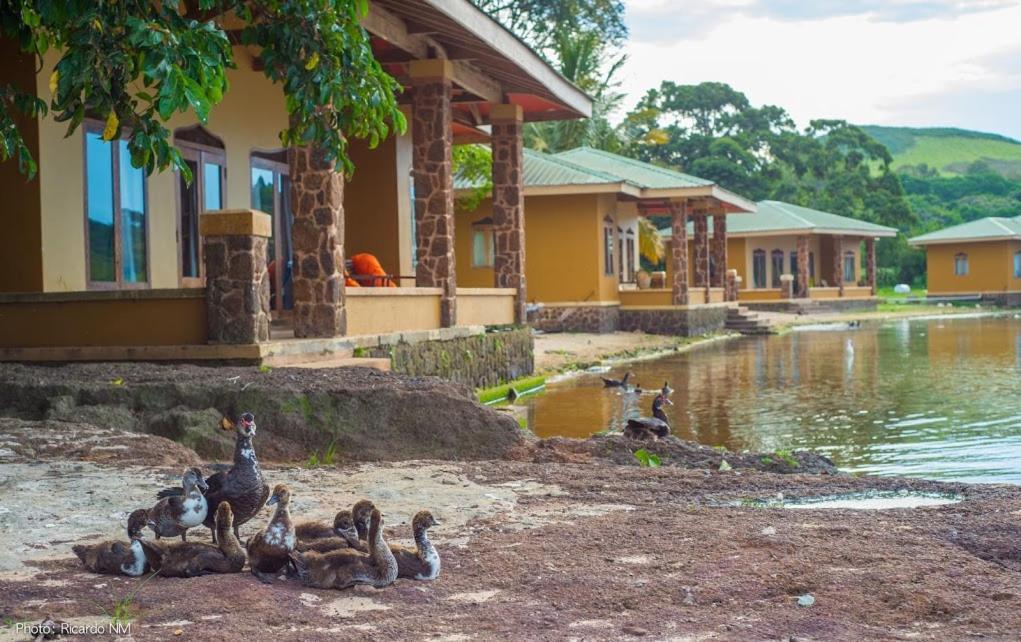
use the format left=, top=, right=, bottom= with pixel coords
left=246, top=484, right=296, bottom=584
left=602, top=371, right=633, bottom=388
left=72, top=509, right=150, bottom=576
left=147, top=467, right=208, bottom=541
left=291, top=508, right=399, bottom=590
left=156, top=413, right=269, bottom=543
left=390, top=510, right=441, bottom=581
left=624, top=392, right=673, bottom=440
left=139, top=502, right=246, bottom=577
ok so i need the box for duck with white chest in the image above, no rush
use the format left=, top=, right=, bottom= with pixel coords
left=246, top=484, right=296, bottom=584
left=72, top=509, right=151, bottom=576
left=146, top=467, right=208, bottom=541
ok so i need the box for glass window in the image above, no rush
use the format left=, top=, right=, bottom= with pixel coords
left=789, top=251, right=798, bottom=280
left=809, top=252, right=815, bottom=280
left=844, top=251, right=856, bottom=283
left=752, top=250, right=766, bottom=289
left=471, top=220, right=495, bottom=268
left=203, top=161, right=224, bottom=211
left=603, top=219, right=615, bottom=276
left=954, top=253, right=969, bottom=277
left=84, top=129, right=147, bottom=287
left=771, top=250, right=784, bottom=288
left=1014, top=252, right=1021, bottom=278
left=175, top=127, right=225, bottom=283
left=251, top=153, right=294, bottom=312
left=625, top=232, right=635, bottom=283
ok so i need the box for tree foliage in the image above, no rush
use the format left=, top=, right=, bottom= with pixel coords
left=470, top=0, right=627, bottom=55
left=0, top=0, right=405, bottom=179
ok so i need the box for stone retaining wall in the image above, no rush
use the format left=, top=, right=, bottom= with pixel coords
left=528, top=305, right=620, bottom=333
left=619, top=306, right=729, bottom=337
left=744, top=298, right=879, bottom=313
left=363, top=327, right=533, bottom=390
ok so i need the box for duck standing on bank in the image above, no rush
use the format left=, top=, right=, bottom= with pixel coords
left=602, top=371, right=633, bottom=388
left=146, top=467, right=208, bottom=541
left=156, top=413, right=269, bottom=543
left=139, top=502, right=246, bottom=577
left=624, top=388, right=673, bottom=440
left=247, top=484, right=296, bottom=584
left=72, top=509, right=150, bottom=576
left=391, top=510, right=441, bottom=581
left=291, top=508, right=399, bottom=590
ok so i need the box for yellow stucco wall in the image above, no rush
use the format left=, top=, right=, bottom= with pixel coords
left=456, top=192, right=628, bottom=304
left=457, top=288, right=516, bottom=326
left=925, top=241, right=1020, bottom=294
left=346, top=288, right=441, bottom=335
left=0, top=39, right=43, bottom=292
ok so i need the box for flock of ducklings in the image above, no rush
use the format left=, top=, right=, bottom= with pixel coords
left=71, top=412, right=439, bottom=590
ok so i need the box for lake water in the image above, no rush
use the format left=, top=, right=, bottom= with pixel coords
left=523, top=315, right=1021, bottom=484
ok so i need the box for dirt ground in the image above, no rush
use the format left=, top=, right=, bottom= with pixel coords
left=3, top=426, right=1021, bottom=641
left=534, top=332, right=702, bottom=375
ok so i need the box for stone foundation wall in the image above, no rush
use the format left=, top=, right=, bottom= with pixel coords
left=619, top=306, right=729, bottom=337
left=363, top=327, right=533, bottom=390
left=744, top=298, right=879, bottom=313
left=979, top=293, right=1021, bottom=307
left=528, top=305, right=620, bottom=333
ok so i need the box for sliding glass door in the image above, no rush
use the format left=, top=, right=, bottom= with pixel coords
left=175, top=128, right=225, bottom=287
left=251, top=152, right=294, bottom=313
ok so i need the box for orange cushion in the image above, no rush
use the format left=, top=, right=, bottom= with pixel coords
left=350, top=253, right=396, bottom=287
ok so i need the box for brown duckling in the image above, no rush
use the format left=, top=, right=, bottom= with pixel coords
left=139, top=502, right=246, bottom=577
left=291, top=508, right=398, bottom=590
left=295, top=509, right=366, bottom=554
left=147, top=467, right=208, bottom=541
left=72, top=509, right=150, bottom=576
left=391, top=510, right=441, bottom=581
left=351, top=499, right=375, bottom=542
left=156, top=413, right=269, bottom=543
left=246, top=484, right=296, bottom=584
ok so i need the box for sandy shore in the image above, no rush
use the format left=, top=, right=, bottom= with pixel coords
left=2, top=426, right=1020, bottom=641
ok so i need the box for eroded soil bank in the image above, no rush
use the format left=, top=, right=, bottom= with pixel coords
left=2, top=424, right=1020, bottom=641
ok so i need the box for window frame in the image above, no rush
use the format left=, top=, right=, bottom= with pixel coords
left=82, top=121, right=151, bottom=290
left=603, top=217, right=615, bottom=277
left=175, top=134, right=227, bottom=288
left=954, top=253, right=969, bottom=277
left=1014, top=251, right=1021, bottom=279
left=770, top=249, right=784, bottom=288
left=843, top=251, right=856, bottom=283
left=251, top=152, right=292, bottom=314
left=470, top=217, right=496, bottom=268
left=624, top=229, right=635, bottom=283
left=752, top=249, right=767, bottom=289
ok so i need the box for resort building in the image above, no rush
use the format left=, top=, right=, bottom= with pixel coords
left=661, top=201, right=897, bottom=309
left=456, top=147, right=755, bottom=335
left=0, top=1, right=591, bottom=368
left=909, top=216, right=1021, bottom=306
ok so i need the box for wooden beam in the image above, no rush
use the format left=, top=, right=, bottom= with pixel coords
left=450, top=60, right=502, bottom=104
left=363, top=4, right=428, bottom=58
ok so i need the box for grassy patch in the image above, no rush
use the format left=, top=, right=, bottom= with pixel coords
left=305, top=441, right=338, bottom=468
left=477, top=375, right=546, bottom=405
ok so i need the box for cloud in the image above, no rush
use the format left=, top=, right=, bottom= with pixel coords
left=616, top=1, right=1021, bottom=139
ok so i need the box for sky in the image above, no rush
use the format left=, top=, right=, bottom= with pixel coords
left=618, top=0, right=1021, bottom=140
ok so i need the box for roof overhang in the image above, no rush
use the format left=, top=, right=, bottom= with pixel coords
left=728, top=228, right=898, bottom=240
left=630, top=186, right=757, bottom=216
left=909, top=235, right=1020, bottom=247
left=454, top=181, right=640, bottom=199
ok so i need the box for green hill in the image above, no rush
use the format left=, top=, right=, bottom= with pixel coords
left=860, top=125, right=1021, bottom=178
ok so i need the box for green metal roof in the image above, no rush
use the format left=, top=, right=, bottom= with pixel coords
left=454, top=148, right=621, bottom=191
left=909, top=216, right=1021, bottom=245
left=554, top=147, right=714, bottom=189
left=659, top=200, right=898, bottom=238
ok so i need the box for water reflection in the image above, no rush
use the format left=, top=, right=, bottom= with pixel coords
left=524, top=316, right=1021, bottom=484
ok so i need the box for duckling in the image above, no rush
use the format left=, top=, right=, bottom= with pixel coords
left=602, top=371, right=633, bottom=388
left=351, top=499, right=376, bottom=543
left=291, top=508, right=398, bottom=590
left=391, top=510, right=441, bottom=581
left=624, top=393, right=673, bottom=440
left=295, top=509, right=366, bottom=553
left=147, top=467, right=208, bottom=541
left=72, top=509, right=150, bottom=576
left=156, top=413, right=270, bottom=543
left=138, top=502, right=246, bottom=577
left=246, top=484, right=296, bottom=584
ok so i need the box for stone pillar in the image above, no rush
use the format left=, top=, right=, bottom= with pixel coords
left=491, top=104, right=527, bottom=325
left=410, top=59, right=457, bottom=327
left=725, top=268, right=738, bottom=302
left=780, top=274, right=794, bottom=299
left=201, top=209, right=271, bottom=344
left=670, top=201, right=689, bottom=306
left=832, top=235, right=844, bottom=297
left=711, top=214, right=727, bottom=288
left=796, top=235, right=810, bottom=298
left=289, top=146, right=346, bottom=337
left=693, top=213, right=709, bottom=299
left=865, top=237, right=877, bottom=296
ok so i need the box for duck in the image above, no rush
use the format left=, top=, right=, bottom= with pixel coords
left=295, top=509, right=367, bottom=554
left=391, top=510, right=441, bottom=581
left=246, top=484, right=296, bottom=584
left=624, top=392, right=673, bottom=440
left=156, top=413, right=269, bottom=543
left=139, top=502, right=246, bottom=577
left=351, top=499, right=376, bottom=543
left=72, top=509, right=150, bottom=576
left=146, top=467, right=208, bottom=541
left=601, top=371, right=633, bottom=388
left=290, top=508, right=399, bottom=590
